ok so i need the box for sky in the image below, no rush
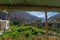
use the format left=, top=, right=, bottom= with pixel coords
left=27, top=11, right=58, bottom=18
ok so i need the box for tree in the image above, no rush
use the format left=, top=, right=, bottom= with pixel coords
left=33, top=19, right=41, bottom=27
left=35, top=19, right=41, bottom=24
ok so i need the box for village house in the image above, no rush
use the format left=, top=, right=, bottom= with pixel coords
left=48, top=13, right=60, bottom=28
left=0, top=11, right=9, bottom=34
left=33, top=13, right=60, bottom=28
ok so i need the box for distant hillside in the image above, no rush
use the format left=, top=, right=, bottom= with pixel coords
left=0, top=11, right=42, bottom=24
left=48, top=13, right=59, bottom=22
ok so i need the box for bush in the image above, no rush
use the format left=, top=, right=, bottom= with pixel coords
left=25, top=33, right=29, bottom=37
left=41, top=32, right=45, bottom=34
left=17, top=28, right=25, bottom=32
left=13, top=22, right=19, bottom=25
left=29, top=27, right=32, bottom=30
left=31, top=29, right=35, bottom=32
left=9, top=21, right=13, bottom=26
left=32, top=31, right=38, bottom=35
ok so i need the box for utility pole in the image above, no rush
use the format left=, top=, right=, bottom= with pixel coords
left=45, top=11, right=49, bottom=40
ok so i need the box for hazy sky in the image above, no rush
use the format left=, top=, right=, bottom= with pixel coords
left=27, top=11, right=58, bottom=18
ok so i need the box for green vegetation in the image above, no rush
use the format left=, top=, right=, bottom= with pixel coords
left=0, top=25, right=45, bottom=39
left=0, top=21, right=60, bottom=40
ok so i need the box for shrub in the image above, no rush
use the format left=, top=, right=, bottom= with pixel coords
left=41, top=32, right=45, bottom=34
left=17, top=28, right=25, bottom=32
left=17, top=28, right=22, bottom=32
left=32, top=31, right=38, bottom=35
left=31, top=29, right=35, bottom=32
left=29, top=27, right=32, bottom=30
left=25, top=33, right=29, bottom=37
left=9, top=21, right=13, bottom=26
left=13, top=22, right=19, bottom=25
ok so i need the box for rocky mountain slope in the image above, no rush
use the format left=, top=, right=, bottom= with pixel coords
left=0, top=11, right=42, bottom=23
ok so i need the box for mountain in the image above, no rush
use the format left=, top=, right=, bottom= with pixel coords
left=48, top=13, right=59, bottom=22
left=0, top=11, right=42, bottom=24
left=10, top=11, right=41, bottom=23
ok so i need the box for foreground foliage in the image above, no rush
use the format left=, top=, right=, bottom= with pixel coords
left=1, top=26, right=45, bottom=39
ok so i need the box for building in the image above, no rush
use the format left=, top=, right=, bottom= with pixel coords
left=0, top=20, right=9, bottom=30
left=48, top=13, right=60, bottom=28
left=0, top=11, right=9, bottom=34
left=34, top=13, right=60, bottom=28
